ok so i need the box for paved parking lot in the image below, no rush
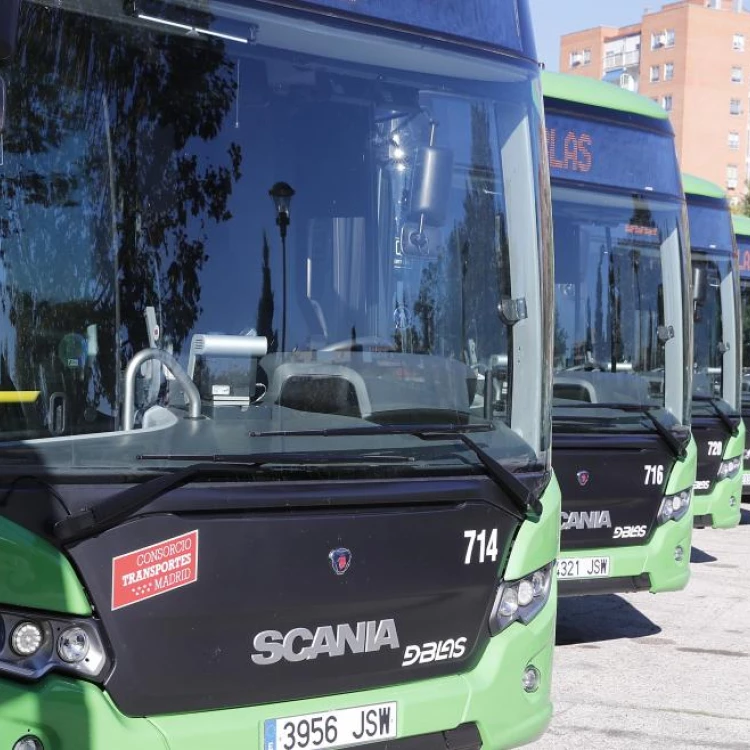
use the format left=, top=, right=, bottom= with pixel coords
left=531, top=505, right=750, bottom=750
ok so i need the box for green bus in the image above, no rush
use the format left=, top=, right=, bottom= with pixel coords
left=543, top=72, right=696, bottom=595
left=732, top=213, right=750, bottom=495
left=683, top=174, right=745, bottom=528
left=0, top=1, right=560, bottom=749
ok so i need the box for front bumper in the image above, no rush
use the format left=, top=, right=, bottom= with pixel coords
left=558, top=511, right=692, bottom=596
left=0, top=583, right=556, bottom=750
left=693, top=471, right=743, bottom=528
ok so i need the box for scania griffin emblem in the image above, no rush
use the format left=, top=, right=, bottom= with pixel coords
left=576, top=470, right=590, bottom=487
left=329, top=547, right=352, bottom=575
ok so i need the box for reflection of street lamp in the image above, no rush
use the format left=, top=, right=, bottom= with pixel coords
left=269, top=181, right=295, bottom=353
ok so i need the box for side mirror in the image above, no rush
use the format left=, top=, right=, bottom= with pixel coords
left=0, top=0, right=20, bottom=61
left=692, top=265, right=707, bottom=306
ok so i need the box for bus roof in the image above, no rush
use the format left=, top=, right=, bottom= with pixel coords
left=732, top=213, right=750, bottom=238
left=682, top=173, right=726, bottom=201
left=541, top=71, right=669, bottom=121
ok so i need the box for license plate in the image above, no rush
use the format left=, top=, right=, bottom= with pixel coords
left=743, top=472, right=750, bottom=487
left=557, top=556, right=610, bottom=579
left=264, top=702, right=397, bottom=750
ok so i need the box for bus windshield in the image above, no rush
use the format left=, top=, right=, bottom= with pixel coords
left=552, top=186, right=688, bottom=428
left=734, top=233, right=750, bottom=407
left=0, top=1, right=550, bottom=474
left=688, top=201, right=739, bottom=413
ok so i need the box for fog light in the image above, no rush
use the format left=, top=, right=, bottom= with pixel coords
left=674, top=545, right=684, bottom=562
left=522, top=666, right=540, bottom=693
left=729, top=496, right=737, bottom=508
left=58, top=627, right=90, bottom=664
left=13, top=736, right=44, bottom=750
left=11, top=622, right=44, bottom=657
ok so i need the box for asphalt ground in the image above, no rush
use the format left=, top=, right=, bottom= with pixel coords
left=530, top=505, right=750, bottom=750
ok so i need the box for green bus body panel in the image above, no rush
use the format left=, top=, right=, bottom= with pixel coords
left=556, top=438, right=696, bottom=594
left=732, top=213, right=750, bottom=237
left=694, top=421, right=745, bottom=529
left=541, top=70, right=670, bottom=120
left=504, top=471, right=561, bottom=581
left=0, top=517, right=91, bottom=616
left=682, top=173, right=727, bottom=201
left=0, top=481, right=560, bottom=749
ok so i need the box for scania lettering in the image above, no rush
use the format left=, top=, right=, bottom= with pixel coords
left=0, top=1, right=560, bottom=749
left=543, top=73, right=696, bottom=597
left=731, top=213, right=750, bottom=496
left=684, top=174, right=745, bottom=528
left=252, top=620, right=400, bottom=665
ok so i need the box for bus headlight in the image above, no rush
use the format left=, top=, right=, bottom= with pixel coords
left=489, top=562, right=554, bottom=635
left=657, top=489, right=691, bottom=525
left=0, top=608, right=108, bottom=682
left=717, top=457, right=742, bottom=481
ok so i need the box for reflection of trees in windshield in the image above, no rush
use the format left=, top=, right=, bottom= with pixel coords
left=1, top=5, right=240, bottom=430
left=553, top=194, right=665, bottom=375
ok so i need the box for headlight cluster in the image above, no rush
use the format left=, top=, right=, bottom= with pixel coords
left=0, top=608, right=108, bottom=682
left=489, top=562, right=554, bottom=635
left=717, top=456, right=742, bottom=481
left=656, top=489, right=691, bottom=525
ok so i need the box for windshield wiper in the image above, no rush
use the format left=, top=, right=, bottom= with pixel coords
left=249, top=423, right=541, bottom=522
left=554, top=403, right=689, bottom=459
left=692, top=396, right=741, bottom=437
left=53, top=452, right=421, bottom=544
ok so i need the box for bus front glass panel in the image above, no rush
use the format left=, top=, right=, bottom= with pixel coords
left=687, top=202, right=738, bottom=414
left=735, top=234, right=750, bottom=407
left=552, top=186, right=687, bottom=432
left=0, top=1, right=550, bottom=475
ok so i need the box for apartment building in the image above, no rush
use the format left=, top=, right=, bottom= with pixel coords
left=560, top=0, right=750, bottom=204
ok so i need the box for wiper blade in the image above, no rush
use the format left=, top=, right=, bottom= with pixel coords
left=250, top=422, right=541, bottom=522
left=693, top=396, right=740, bottom=437
left=248, top=422, right=493, bottom=439
left=136, top=452, right=415, bottom=465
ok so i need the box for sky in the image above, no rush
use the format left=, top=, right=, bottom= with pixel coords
left=530, top=0, right=681, bottom=71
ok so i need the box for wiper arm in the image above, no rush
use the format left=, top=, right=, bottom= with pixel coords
left=54, top=463, right=265, bottom=544
left=642, top=408, right=689, bottom=460
left=54, top=451, right=422, bottom=544
left=693, top=396, right=740, bottom=437
left=553, top=403, right=690, bottom=459
left=250, top=422, right=541, bottom=522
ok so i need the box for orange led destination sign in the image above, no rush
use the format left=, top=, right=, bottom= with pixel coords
left=545, top=112, right=681, bottom=196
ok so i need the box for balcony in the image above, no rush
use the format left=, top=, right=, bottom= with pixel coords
left=603, top=50, right=640, bottom=71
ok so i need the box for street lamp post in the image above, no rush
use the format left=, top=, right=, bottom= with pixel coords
left=269, top=181, right=295, bottom=354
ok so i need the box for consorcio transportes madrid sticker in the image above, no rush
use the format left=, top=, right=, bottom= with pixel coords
left=111, top=529, right=199, bottom=610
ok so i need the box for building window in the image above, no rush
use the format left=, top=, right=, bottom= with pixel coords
left=651, top=29, right=675, bottom=49
left=733, top=33, right=745, bottom=52
left=650, top=65, right=660, bottom=82
left=583, top=48, right=591, bottom=65
left=727, top=165, right=739, bottom=190
left=730, top=98, right=743, bottom=115
left=729, top=131, right=741, bottom=150
left=569, top=50, right=583, bottom=67
left=665, top=29, right=675, bottom=47
left=664, top=62, right=674, bottom=81
left=662, top=95, right=673, bottom=112
left=732, top=66, right=743, bottom=83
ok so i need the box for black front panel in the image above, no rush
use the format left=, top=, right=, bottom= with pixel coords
left=553, top=433, right=675, bottom=551
left=67, top=480, right=519, bottom=717
left=692, top=417, right=730, bottom=495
